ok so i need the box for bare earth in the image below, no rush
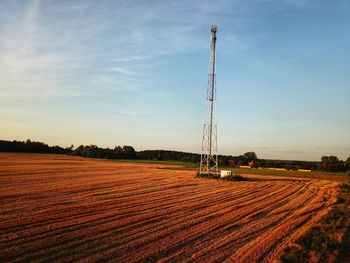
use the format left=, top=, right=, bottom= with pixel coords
left=0, top=153, right=339, bottom=262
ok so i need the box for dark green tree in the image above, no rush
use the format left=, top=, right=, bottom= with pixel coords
left=320, top=156, right=329, bottom=171
left=123, top=146, right=136, bottom=159
left=114, top=146, right=123, bottom=158
left=243, top=152, right=258, bottom=164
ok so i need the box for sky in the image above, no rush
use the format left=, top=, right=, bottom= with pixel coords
left=0, top=0, right=349, bottom=161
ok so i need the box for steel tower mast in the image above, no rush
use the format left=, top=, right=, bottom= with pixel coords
left=200, top=25, right=218, bottom=176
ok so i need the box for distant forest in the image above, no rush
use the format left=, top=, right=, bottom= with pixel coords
left=1, top=139, right=349, bottom=173
left=0, top=139, right=72, bottom=154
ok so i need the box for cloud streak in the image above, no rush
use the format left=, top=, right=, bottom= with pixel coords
left=0, top=0, right=311, bottom=100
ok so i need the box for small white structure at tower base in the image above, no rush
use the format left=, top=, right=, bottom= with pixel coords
left=220, top=170, right=234, bottom=178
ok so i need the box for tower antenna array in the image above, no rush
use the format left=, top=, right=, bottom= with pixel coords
left=200, top=25, right=218, bottom=176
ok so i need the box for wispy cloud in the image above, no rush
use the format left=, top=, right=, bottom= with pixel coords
left=107, top=67, right=140, bottom=76
left=113, top=55, right=153, bottom=62
left=0, top=0, right=308, bottom=100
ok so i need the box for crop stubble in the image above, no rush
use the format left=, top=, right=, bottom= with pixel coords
left=0, top=153, right=339, bottom=262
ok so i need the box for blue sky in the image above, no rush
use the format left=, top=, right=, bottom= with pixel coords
left=0, top=0, right=349, bottom=161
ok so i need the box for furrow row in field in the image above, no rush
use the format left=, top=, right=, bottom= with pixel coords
left=119, top=184, right=313, bottom=262
left=0, top=183, right=284, bottom=260
left=1, top=183, right=273, bottom=261
left=0, top=177, right=237, bottom=227
left=50, top=185, right=304, bottom=262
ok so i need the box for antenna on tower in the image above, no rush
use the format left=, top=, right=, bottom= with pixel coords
left=200, top=25, right=219, bottom=176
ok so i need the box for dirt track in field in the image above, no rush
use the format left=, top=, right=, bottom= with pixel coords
left=0, top=153, right=339, bottom=262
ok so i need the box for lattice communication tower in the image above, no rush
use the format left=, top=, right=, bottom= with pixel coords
left=200, top=25, right=218, bottom=175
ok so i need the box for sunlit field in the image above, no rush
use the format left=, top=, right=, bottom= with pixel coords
left=0, top=153, right=341, bottom=262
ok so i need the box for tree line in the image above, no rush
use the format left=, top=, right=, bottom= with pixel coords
left=0, top=139, right=349, bottom=172
left=0, top=139, right=72, bottom=154
left=72, top=145, right=137, bottom=159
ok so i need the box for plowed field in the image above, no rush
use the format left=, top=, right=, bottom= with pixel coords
left=0, top=153, right=339, bottom=262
